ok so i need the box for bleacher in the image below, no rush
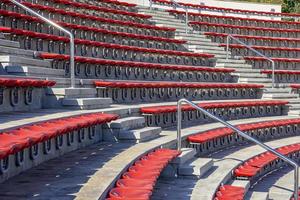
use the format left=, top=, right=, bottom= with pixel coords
left=0, top=0, right=299, bottom=199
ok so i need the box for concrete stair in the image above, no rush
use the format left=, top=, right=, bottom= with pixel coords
left=178, top=157, right=213, bottom=177
left=45, top=88, right=112, bottom=109
left=104, top=116, right=161, bottom=143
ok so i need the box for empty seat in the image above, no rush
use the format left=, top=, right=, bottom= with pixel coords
left=214, top=185, right=245, bottom=200
left=0, top=77, right=56, bottom=88
left=107, top=148, right=180, bottom=200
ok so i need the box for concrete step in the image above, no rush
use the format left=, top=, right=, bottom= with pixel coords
left=233, top=68, right=262, bottom=73
left=263, top=93, right=299, bottom=99
left=245, top=191, right=269, bottom=200
left=178, top=157, right=213, bottom=177
left=0, top=39, right=20, bottom=48
left=47, top=88, right=97, bottom=98
left=238, top=77, right=272, bottom=83
left=151, top=17, right=183, bottom=23
left=0, top=55, right=51, bottom=68
left=118, top=126, right=161, bottom=142
left=232, top=179, right=250, bottom=190
left=264, top=88, right=292, bottom=93
left=216, top=63, right=253, bottom=68
left=62, top=97, right=112, bottom=109
left=109, top=116, right=145, bottom=130
left=233, top=73, right=268, bottom=78
left=172, top=148, right=196, bottom=165
left=186, top=41, right=219, bottom=47
left=189, top=45, right=225, bottom=51
left=5, top=65, right=65, bottom=78
left=175, top=32, right=207, bottom=39
left=0, top=45, right=34, bottom=57
left=287, top=99, right=300, bottom=104
left=287, top=104, right=300, bottom=110
left=217, top=58, right=246, bottom=64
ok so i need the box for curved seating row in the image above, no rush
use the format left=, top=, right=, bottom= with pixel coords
left=0, top=112, right=119, bottom=181
left=142, top=100, right=288, bottom=128
left=100, top=0, right=137, bottom=8
left=187, top=118, right=300, bottom=155
left=49, top=0, right=151, bottom=20
left=234, top=143, right=300, bottom=180
left=37, top=52, right=231, bottom=81
left=95, top=80, right=263, bottom=103
left=106, top=148, right=180, bottom=200
left=0, top=9, right=185, bottom=50
left=15, top=1, right=175, bottom=32
left=190, top=21, right=300, bottom=38
left=0, top=78, right=56, bottom=88
left=169, top=9, right=300, bottom=29
left=244, top=56, right=300, bottom=69
left=50, top=0, right=150, bottom=19
left=141, top=100, right=288, bottom=114
left=0, top=112, right=119, bottom=161
left=221, top=44, right=300, bottom=59
left=214, top=185, right=245, bottom=200
left=0, top=27, right=210, bottom=61
left=205, top=32, right=300, bottom=48
left=94, top=81, right=263, bottom=89
left=141, top=100, right=288, bottom=127
left=261, top=70, right=300, bottom=83
left=151, top=0, right=300, bottom=18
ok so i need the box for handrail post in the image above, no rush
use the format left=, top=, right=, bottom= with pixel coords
left=226, top=35, right=230, bottom=60
left=10, top=0, right=76, bottom=88
left=149, top=0, right=153, bottom=10
left=271, top=60, right=275, bottom=89
left=185, top=8, right=188, bottom=34
left=226, top=34, right=275, bottom=88
left=177, top=98, right=299, bottom=200
left=177, top=100, right=182, bottom=151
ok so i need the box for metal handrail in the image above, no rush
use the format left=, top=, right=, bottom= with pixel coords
left=226, top=35, right=275, bottom=88
left=10, top=0, right=75, bottom=88
left=177, top=98, right=299, bottom=200
left=149, top=0, right=189, bottom=34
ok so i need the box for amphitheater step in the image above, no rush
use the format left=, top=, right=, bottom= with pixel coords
left=0, top=55, right=51, bottom=68
left=188, top=45, right=225, bottom=51
left=186, top=41, right=220, bottom=47
left=216, top=63, right=253, bottom=68
left=0, top=38, right=20, bottom=48
left=0, top=45, right=34, bottom=57
left=245, top=191, right=269, bottom=200
left=234, top=73, right=268, bottom=78
left=62, top=97, right=112, bottom=109
left=172, top=148, right=197, bottom=165
left=178, top=157, right=213, bottom=177
left=5, top=65, right=65, bottom=78
left=263, top=93, right=299, bottom=99
left=239, top=77, right=272, bottom=83
left=268, top=169, right=294, bottom=200
left=109, top=116, right=145, bottom=130
left=118, top=126, right=161, bottom=142
left=217, top=58, right=246, bottom=64
left=48, top=88, right=98, bottom=98
left=175, top=32, right=207, bottom=39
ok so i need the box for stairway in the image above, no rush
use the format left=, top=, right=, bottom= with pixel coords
left=138, top=6, right=300, bottom=114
